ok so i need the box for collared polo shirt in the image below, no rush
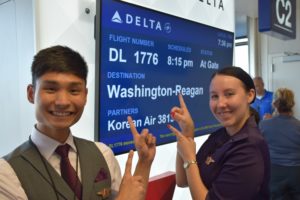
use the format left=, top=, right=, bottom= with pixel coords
left=196, top=117, right=270, bottom=200
left=251, top=90, right=273, bottom=119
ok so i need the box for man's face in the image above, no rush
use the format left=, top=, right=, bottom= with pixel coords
left=253, top=79, right=264, bottom=96
left=27, top=72, right=87, bottom=141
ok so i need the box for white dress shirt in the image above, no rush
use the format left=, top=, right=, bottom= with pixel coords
left=0, top=127, right=121, bottom=200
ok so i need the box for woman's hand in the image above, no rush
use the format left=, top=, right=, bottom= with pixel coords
left=170, top=94, right=195, bottom=138
left=168, top=124, right=196, bottom=161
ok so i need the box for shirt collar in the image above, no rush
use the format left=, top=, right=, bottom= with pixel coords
left=31, top=126, right=77, bottom=161
left=228, top=116, right=257, bottom=142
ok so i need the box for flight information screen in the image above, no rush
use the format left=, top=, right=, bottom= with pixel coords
left=95, top=0, right=234, bottom=155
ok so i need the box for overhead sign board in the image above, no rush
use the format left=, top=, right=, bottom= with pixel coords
left=259, top=0, right=296, bottom=40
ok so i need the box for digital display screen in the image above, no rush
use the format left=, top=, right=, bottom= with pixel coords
left=95, top=0, right=234, bottom=155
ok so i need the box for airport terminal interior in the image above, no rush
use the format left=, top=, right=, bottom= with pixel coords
left=1, top=0, right=300, bottom=199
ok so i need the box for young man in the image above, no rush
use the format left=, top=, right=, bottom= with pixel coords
left=0, top=45, right=156, bottom=200
left=251, top=76, right=273, bottom=120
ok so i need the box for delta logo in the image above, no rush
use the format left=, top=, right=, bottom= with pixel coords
left=111, top=10, right=171, bottom=33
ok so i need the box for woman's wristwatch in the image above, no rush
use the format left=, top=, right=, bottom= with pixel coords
left=183, top=160, right=197, bottom=169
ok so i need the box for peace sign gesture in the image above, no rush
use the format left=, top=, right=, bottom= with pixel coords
left=170, top=94, right=195, bottom=138
left=167, top=124, right=196, bottom=162
left=116, top=151, right=145, bottom=200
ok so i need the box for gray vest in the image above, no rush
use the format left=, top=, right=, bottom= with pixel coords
left=4, top=137, right=112, bottom=200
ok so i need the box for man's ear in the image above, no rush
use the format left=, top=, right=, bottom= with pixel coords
left=27, top=84, right=35, bottom=104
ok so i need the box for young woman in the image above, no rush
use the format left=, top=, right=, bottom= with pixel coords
left=260, top=88, right=300, bottom=199
left=168, top=66, right=270, bottom=200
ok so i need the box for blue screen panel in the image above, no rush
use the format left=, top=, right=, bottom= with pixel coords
left=95, top=0, right=234, bottom=155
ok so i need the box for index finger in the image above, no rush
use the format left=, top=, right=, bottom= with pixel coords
left=167, top=124, right=183, bottom=140
left=178, top=94, right=187, bottom=110
left=127, top=116, right=139, bottom=137
left=124, top=150, right=134, bottom=176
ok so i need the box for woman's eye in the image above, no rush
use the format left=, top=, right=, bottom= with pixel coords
left=225, top=92, right=234, bottom=97
left=210, top=95, right=218, bottom=100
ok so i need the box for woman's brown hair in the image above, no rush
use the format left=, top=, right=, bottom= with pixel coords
left=273, top=88, right=295, bottom=114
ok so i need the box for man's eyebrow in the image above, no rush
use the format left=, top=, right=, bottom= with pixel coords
left=41, top=80, right=58, bottom=85
left=69, top=82, right=85, bottom=87
left=41, top=80, right=84, bottom=86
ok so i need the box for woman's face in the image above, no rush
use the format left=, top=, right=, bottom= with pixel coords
left=209, top=74, right=255, bottom=135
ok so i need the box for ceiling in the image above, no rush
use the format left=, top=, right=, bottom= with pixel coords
left=235, top=0, right=258, bottom=18
left=235, top=0, right=258, bottom=38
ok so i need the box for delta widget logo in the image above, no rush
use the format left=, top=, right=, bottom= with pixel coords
left=111, top=10, right=171, bottom=34
left=111, top=11, right=123, bottom=23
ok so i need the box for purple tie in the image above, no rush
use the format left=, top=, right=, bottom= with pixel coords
left=55, top=144, right=82, bottom=200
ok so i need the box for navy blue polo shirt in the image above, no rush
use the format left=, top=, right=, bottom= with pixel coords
left=196, top=117, right=270, bottom=200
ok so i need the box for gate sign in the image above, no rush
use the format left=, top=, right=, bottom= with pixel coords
left=259, top=0, right=296, bottom=40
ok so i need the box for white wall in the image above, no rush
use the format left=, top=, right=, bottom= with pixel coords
left=1, top=0, right=234, bottom=199
left=0, top=0, right=35, bottom=156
